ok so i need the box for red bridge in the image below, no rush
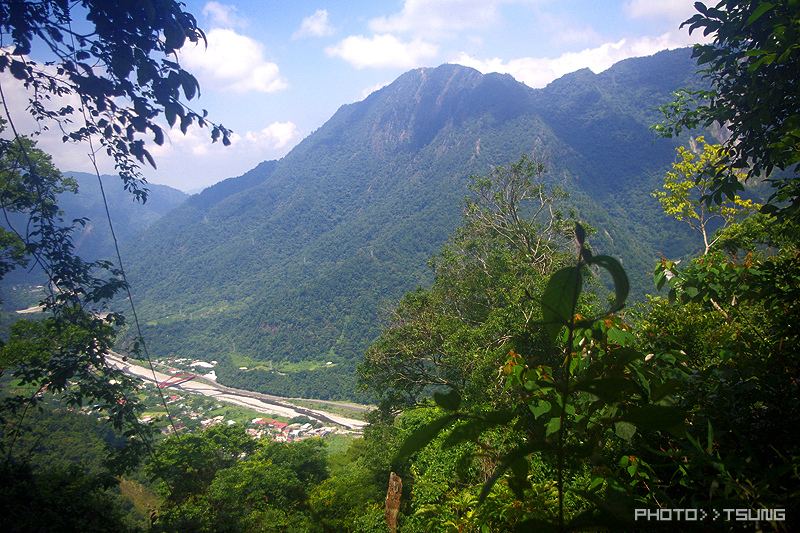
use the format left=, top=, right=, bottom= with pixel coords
left=158, top=373, right=196, bottom=388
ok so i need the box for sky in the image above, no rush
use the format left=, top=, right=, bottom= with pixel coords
left=2, top=0, right=709, bottom=193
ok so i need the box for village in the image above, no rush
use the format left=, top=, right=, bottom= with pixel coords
left=132, top=374, right=359, bottom=443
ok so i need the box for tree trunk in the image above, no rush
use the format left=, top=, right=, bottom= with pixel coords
left=384, top=471, right=402, bottom=532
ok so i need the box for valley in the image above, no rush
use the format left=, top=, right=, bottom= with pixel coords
left=114, top=48, right=720, bottom=402
left=106, top=352, right=368, bottom=430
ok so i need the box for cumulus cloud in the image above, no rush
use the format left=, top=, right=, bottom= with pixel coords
left=456, top=32, right=701, bottom=88
left=202, top=1, right=248, bottom=28
left=179, top=29, right=288, bottom=93
left=244, top=122, right=300, bottom=150
left=293, top=9, right=335, bottom=39
left=326, top=34, right=438, bottom=69
left=369, top=0, right=503, bottom=36
left=625, top=0, right=697, bottom=21
left=150, top=121, right=299, bottom=159
left=144, top=121, right=302, bottom=190
left=151, top=121, right=299, bottom=156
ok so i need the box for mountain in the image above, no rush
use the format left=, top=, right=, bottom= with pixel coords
left=62, top=172, right=189, bottom=261
left=0, top=173, right=187, bottom=296
left=121, top=48, right=709, bottom=401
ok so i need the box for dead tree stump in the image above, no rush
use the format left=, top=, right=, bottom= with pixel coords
left=384, top=471, right=402, bottom=532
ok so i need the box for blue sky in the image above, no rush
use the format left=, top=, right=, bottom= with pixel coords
left=3, top=0, right=708, bottom=192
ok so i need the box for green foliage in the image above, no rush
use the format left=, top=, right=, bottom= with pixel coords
left=0, top=461, right=137, bottom=533
left=362, top=157, right=681, bottom=530
left=0, top=0, right=230, bottom=196
left=358, top=155, right=578, bottom=414
left=0, top=122, right=75, bottom=281
left=0, top=126, right=153, bottom=475
left=654, top=0, right=800, bottom=220
left=0, top=1, right=231, bottom=529
left=637, top=221, right=800, bottom=517
left=148, top=424, right=357, bottom=533
left=653, top=137, right=758, bottom=253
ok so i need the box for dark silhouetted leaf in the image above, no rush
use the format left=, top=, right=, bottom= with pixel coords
left=433, top=388, right=461, bottom=411
left=587, top=255, right=629, bottom=312
left=541, top=266, right=582, bottom=341
left=396, top=414, right=458, bottom=459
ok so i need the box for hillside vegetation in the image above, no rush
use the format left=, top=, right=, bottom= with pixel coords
left=121, top=49, right=720, bottom=401
left=1, top=0, right=797, bottom=531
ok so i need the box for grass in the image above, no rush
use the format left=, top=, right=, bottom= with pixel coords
left=288, top=399, right=371, bottom=422
left=231, top=351, right=334, bottom=373
left=325, top=433, right=359, bottom=456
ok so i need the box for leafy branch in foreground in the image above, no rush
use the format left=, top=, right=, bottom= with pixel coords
left=397, top=224, right=689, bottom=531
left=0, top=1, right=230, bottom=517
left=0, top=126, right=153, bottom=474
left=653, top=0, right=800, bottom=221
left=0, top=0, right=232, bottom=198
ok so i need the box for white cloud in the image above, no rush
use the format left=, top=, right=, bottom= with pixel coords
left=179, top=29, right=288, bottom=93
left=203, top=2, right=248, bottom=29
left=293, top=9, right=335, bottom=39
left=326, top=34, right=438, bottom=69
left=151, top=121, right=299, bottom=158
left=244, top=122, right=300, bottom=150
left=456, top=32, right=701, bottom=88
left=625, top=0, right=697, bottom=21
left=145, top=121, right=302, bottom=190
left=369, top=0, right=504, bottom=37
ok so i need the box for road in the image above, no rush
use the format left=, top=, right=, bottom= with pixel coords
left=106, top=353, right=368, bottom=430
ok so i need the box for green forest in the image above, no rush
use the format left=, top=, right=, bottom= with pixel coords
left=1, top=0, right=798, bottom=532
left=116, top=47, right=708, bottom=403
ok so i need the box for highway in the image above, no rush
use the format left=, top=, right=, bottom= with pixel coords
left=106, top=353, right=368, bottom=430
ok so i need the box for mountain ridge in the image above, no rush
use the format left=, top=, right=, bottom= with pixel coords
left=120, top=48, right=708, bottom=400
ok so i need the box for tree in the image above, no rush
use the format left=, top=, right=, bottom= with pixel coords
left=0, top=0, right=230, bottom=196
left=148, top=425, right=329, bottom=533
left=650, top=6, right=800, bottom=518
left=0, top=119, right=73, bottom=282
left=652, top=136, right=757, bottom=253
left=358, top=154, right=577, bottom=415
left=641, top=220, right=800, bottom=521
left=654, top=0, right=800, bottom=220
left=0, top=0, right=226, bottom=486
left=0, top=124, right=147, bottom=470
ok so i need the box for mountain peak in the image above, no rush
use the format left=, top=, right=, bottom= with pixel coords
left=309, top=62, right=530, bottom=157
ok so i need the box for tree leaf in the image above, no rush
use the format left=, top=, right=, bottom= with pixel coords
left=586, top=255, right=629, bottom=312
left=396, top=414, right=458, bottom=459
left=529, top=399, right=552, bottom=419
left=621, top=405, right=686, bottom=431
left=574, top=377, right=637, bottom=403
left=433, top=388, right=461, bottom=411
left=744, top=2, right=774, bottom=27
left=614, top=421, right=637, bottom=440
left=541, top=266, right=582, bottom=341
left=575, top=222, right=586, bottom=246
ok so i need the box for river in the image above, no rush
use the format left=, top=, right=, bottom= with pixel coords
left=106, top=352, right=368, bottom=430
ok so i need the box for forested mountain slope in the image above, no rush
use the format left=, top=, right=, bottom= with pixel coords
left=121, top=48, right=708, bottom=401
left=0, top=172, right=186, bottom=297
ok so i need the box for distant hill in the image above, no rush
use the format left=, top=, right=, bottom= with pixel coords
left=0, top=173, right=187, bottom=305
left=62, top=172, right=189, bottom=261
left=120, top=48, right=714, bottom=401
